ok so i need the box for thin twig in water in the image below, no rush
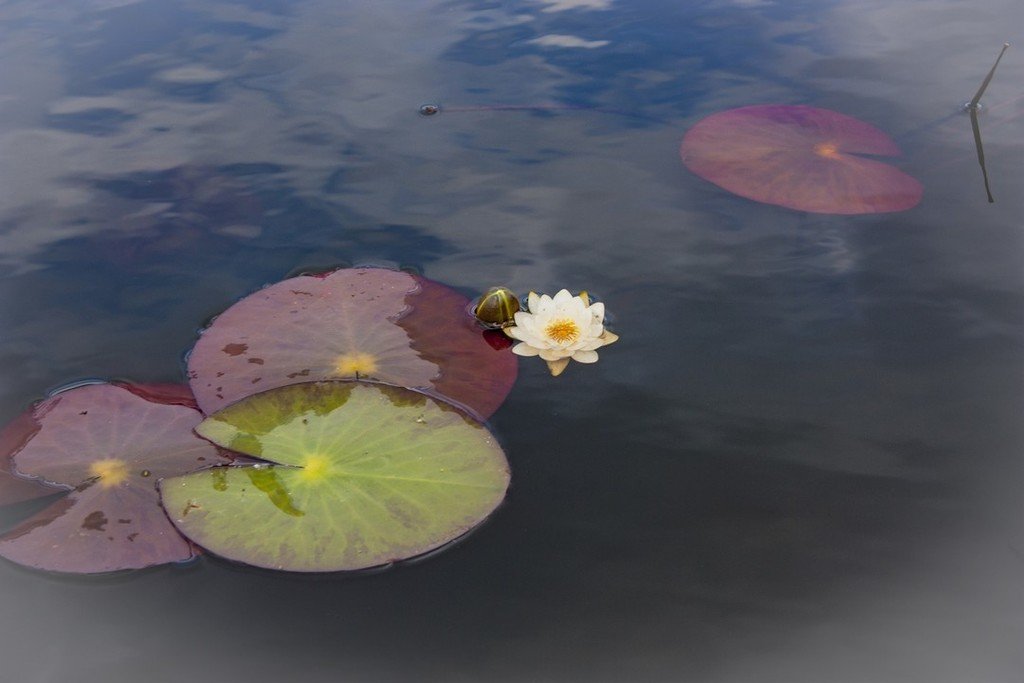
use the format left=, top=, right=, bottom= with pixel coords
left=968, top=43, right=1009, bottom=203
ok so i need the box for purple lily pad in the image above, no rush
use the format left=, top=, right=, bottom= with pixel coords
left=186, top=267, right=517, bottom=419
left=0, top=382, right=230, bottom=573
left=680, top=105, right=924, bottom=214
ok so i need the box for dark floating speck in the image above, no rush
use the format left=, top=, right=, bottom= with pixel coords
left=419, top=103, right=440, bottom=116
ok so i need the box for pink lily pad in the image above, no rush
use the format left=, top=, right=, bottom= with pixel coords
left=186, top=267, right=517, bottom=418
left=0, top=382, right=230, bottom=573
left=680, top=105, right=924, bottom=214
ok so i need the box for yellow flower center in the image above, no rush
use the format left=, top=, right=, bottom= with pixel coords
left=813, top=142, right=840, bottom=159
left=544, top=319, right=580, bottom=345
left=88, top=458, right=129, bottom=488
left=334, top=351, right=378, bottom=376
left=297, top=454, right=333, bottom=484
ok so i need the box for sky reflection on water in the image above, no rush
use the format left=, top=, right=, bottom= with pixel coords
left=0, top=0, right=1022, bottom=681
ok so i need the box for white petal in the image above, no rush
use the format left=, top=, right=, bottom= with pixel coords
left=538, top=348, right=571, bottom=362
left=588, top=302, right=605, bottom=322
left=505, top=325, right=525, bottom=340
left=516, top=332, right=547, bottom=348
left=572, top=349, right=599, bottom=363
left=527, top=291, right=540, bottom=313
left=574, top=308, right=593, bottom=329
left=568, top=302, right=588, bottom=320
left=511, top=342, right=541, bottom=357
left=513, top=311, right=540, bottom=334
left=553, top=289, right=573, bottom=304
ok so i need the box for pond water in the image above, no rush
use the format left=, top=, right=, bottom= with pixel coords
left=1, top=1, right=1022, bottom=681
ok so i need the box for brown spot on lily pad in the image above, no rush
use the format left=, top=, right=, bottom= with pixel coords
left=222, top=343, right=248, bottom=356
left=82, top=511, right=107, bottom=531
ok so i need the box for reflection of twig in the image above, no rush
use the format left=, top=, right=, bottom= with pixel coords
left=970, top=107, right=994, bottom=203
left=418, top=101, right=667, bottom=124
left=966, top=43, right=1009, bottom=203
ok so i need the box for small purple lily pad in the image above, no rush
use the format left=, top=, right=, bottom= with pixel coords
left=680, top=105, right=924, bottom=214
left=186, top=267, right=517, bottom=418
left=0, top=382, right=230, bottom=573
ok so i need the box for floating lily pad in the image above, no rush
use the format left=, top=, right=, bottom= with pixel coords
left=161, top=381, right=510, bottom=572
left=0, top=383, right=229, bottom=573
left=680, top=105, right=923, bottom=214
left=187, top=267, right=517, bottom=419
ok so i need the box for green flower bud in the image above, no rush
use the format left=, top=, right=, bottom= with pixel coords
left=473, top=287, right=520, bottom=328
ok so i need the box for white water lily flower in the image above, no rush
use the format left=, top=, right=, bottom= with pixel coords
left=505, top=289, right=619, bottom=376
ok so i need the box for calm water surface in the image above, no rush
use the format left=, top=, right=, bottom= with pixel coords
left=1, top=1, right=1022, bottom=681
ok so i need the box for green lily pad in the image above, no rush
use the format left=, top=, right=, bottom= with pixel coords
left=160, top=381, right=510, bottom=572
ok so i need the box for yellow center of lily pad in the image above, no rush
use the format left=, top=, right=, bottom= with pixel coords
left=813, top=142, right=840, bottom=159
left=297, top=453, right=333, bottom=483
left=544, top=319, right=580, bottom=345
left=88, top=458, right=129, bottom=487
left=334, top=351, right=378, bottom=376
